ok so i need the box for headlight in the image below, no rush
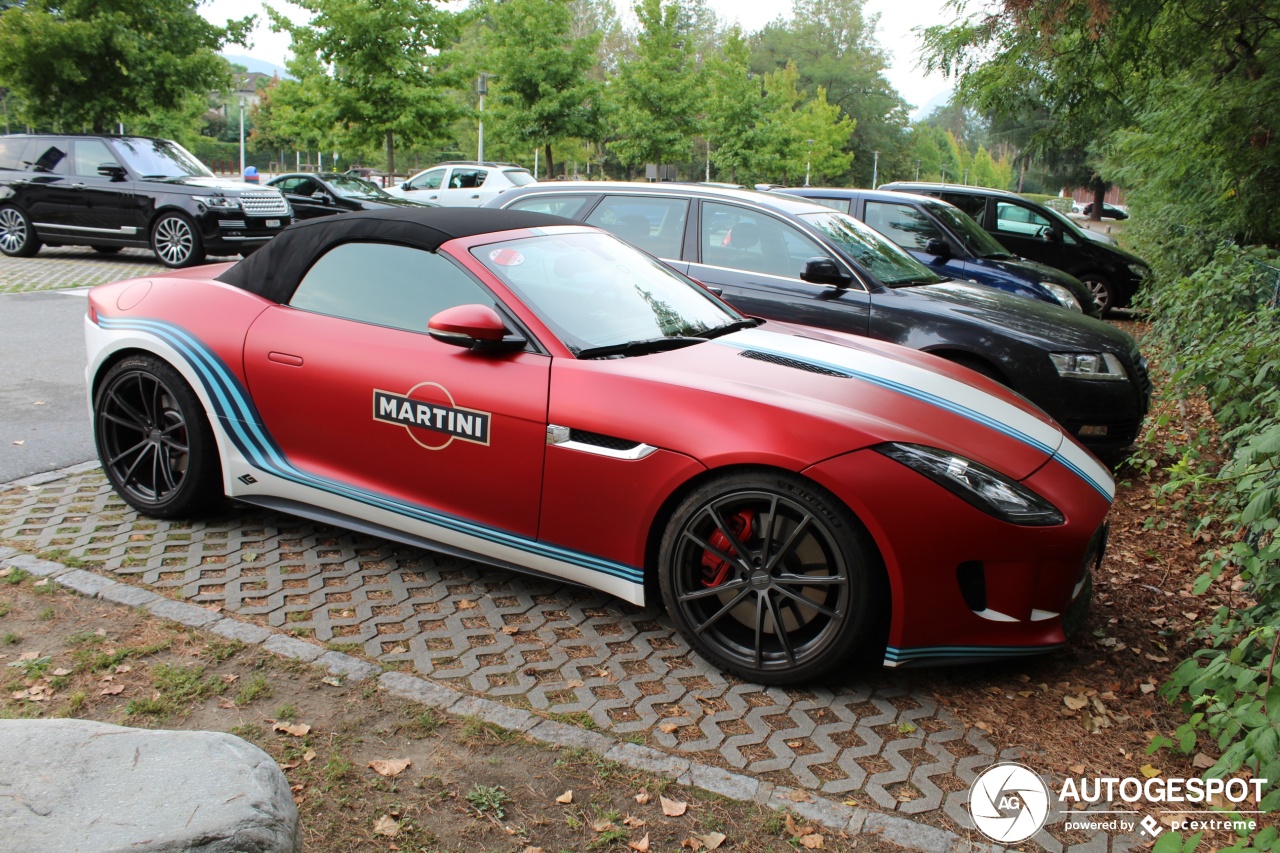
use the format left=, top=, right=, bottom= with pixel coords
left=876, top=443, right=1064, bottom=526
left=1127, top=263, right=1149, bottom=279
left=1049, top=352, right=1128, bottom=381
left=192, top=195, right=241, bottom=211
left=1040, top=282, right=1082, bottom=312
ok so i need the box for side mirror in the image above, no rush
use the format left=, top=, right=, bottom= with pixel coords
left=924, top=237, right=951, bottom=257
left=311, top=191, right=331, bottom=204
left=800, top=256, right=851, bottom=288
left=1042, top=228, right=1063, bottom=243
left=400, top=182, right=409, bottom=190
left=428, top=304, right=526, bottom=353
left=98, top=163, right=127, bottom=181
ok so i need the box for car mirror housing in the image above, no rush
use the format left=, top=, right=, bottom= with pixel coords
left=428, top=304, right=526, bottom=353
left=924, top=237, right=951, bottom=257
left=98, top=164, right=127, bottom=181
left=800, top=256, right=852, bottom=288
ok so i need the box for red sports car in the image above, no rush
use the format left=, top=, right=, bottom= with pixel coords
left=85, top=208, right=1113, bottom=684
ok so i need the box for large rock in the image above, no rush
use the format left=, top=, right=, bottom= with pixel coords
left=0, top=719, right=299, bottom=853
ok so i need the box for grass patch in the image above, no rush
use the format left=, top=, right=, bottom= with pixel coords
left=235, top=673, right=272, bottom=706
left=546, top=710, right=600, bottom=730
left=125, top=662, right=226, bottom=719
left=73, top=639, right=171, bottom=673
left=2, top=632, right=20, bottom=645
left=204, top=639, right=244, bottom=663
left=276, top=704, right=297, bottom=721
left=465, top=784, right=509, bottom=819
left=3, top=568, right=31, bottom=585
left=37, top=607, right=55, bottom=621
left=460, top=716, right=519, bottom=745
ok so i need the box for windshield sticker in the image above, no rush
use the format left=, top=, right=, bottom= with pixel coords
left=373, top=383, right=491, bottom=450
left=489, top=248, right=525, bottom=267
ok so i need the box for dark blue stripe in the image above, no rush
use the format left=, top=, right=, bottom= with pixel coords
left=885, top=643, right=1061, bottom=662
left=97, top=315, right=645, bottom=585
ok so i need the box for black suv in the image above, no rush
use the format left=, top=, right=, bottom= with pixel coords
left=0, top=134, right=291, bottom=267
left=487, top=181, right=1150, bottom=457
left=877, top=182, right=1150, bottom=314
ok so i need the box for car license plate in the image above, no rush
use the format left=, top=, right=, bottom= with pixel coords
left=265, top=219, right=281, bottom=228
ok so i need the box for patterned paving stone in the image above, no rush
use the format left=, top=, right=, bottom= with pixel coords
left=0, top=466, right=1116, bottom=852
left=0, top=247, right=168, bottom=293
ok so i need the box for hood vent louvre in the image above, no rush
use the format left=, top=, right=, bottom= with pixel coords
left=739, top=350, right=852, bottom=378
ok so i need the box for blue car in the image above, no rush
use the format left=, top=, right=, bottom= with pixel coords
left=777, top=187, right=1098, bottom=316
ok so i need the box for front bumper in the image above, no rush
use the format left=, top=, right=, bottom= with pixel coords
left=198, top=214, right=291, bottom=255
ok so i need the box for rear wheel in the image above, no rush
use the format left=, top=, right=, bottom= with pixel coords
left=659, top=471, right=881, bottom=684
left=1078, top=272, right=1116, bottom=316
left=94, top=355, right=222, bottom=518
left=0, top=205, right=41, bottom=258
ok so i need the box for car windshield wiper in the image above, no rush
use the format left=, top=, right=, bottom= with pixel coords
left=701, top=318, right=761, bottom=339
left=576, top=336, right=707, bottom=360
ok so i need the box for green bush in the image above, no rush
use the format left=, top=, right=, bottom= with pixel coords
left=1141, top=242, right=1280, bottom=813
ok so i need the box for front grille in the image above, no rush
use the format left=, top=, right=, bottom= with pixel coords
left=569, top=429, right=641, bottom=452
left=739, top=350, right=851, bottom=377
left=238, top=191, right=290, bottom=217
left=218, top=219, right=247, bottom=229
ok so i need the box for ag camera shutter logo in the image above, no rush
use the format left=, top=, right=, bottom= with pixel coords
left=970, top=762, right=1052, bottom=843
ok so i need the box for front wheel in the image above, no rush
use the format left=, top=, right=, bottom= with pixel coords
left=151, top=212, right=205, bottom=268
left=658, top=471, right=882, bottom=684
left=0, top=205, right=41, bottom=258
left=94, top=355, right=223, bottom=518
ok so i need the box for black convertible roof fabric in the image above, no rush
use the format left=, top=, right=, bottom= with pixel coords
left=215, top=207, right=573, bottom=304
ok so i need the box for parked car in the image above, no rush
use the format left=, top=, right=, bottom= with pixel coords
left=385, top=161, right=536, bottom=206
left=266, top=172, right=437, bottom=220
left=488, top=182, right=1150, bottom=457
left=85, top=207, right=1113, bottom=683
left=1082, top=202, right=1129, bottom=220
left=777, top=187, right=1097, bottom=315
left=0, top=134, right=291, bottom=268
left=877, top=182, right=1149, bottom=314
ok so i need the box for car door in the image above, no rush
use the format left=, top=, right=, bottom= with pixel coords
left=65, top=138, right=143, bottom=240
left=688, top=200, right=872, bottom=336
left=400, top=167, right=446, bottom=203
left=988, top=199, right=1076, bottom=270
left=20, top=138, right=74, bottom=231
left=436, top=167, right=487, bottom=206
left=243, top=241, right=550, bottom=538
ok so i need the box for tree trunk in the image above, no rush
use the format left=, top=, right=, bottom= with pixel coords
left=386, top=130, right=395, bottom=179
left=1091, top=181, right=1106, bottom=221
left=545, top=144, right=555, bottom=180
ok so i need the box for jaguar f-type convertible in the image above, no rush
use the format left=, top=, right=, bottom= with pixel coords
left=85, top=208, right=1112, bottom=684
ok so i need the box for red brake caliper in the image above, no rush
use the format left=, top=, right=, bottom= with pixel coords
left=700, top=510, right=756, bottom=588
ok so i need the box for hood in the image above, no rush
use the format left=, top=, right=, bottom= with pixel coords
left=902, top=279, right=1138, bottom=352
left=550, top=323, right=1076, bottom=484
left=142, top=176, right=277, bottom=195
left=984, top=256, right=1084, bottom=289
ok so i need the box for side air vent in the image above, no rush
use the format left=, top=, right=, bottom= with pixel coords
left=739, top=350, right=852, bottom=378
left=569, top=429, right=642, bottom=452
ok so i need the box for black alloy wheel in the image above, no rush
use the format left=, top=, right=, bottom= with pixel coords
left=659, top=471, right=880, bottom=684
left=0, top=205, right=41, bottom=257
left=94, top=355, right=221, bottom=517
left=151, top=212, right=206, bottom=268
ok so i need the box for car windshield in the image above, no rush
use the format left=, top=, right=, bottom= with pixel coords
left=473, top=231, right=742, bottom=357
left=324, top=175, right=390, bottom=199
left=112, top=138, right=213, bottom=179
left=1042, top=205, right=1088, bottom=240
left=925, top=201, right=1013, bottom=259
left=798, top=211, right=943, bottom=286
left=504, top=169, right=536, bottom=187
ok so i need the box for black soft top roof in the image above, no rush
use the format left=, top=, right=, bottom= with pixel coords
left=215, top=207, right=572, bottom=304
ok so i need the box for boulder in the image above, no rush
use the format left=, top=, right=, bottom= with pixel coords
left=0, top=719, right=299, bottom=853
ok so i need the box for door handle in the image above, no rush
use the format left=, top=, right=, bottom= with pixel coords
left=69, top=183, right=86, bottom=190
left=267, top=352, right=304, bottom=366
left=470, top=194, right=480, bottom=199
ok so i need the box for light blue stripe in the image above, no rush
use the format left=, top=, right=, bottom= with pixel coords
left=97, top=315, right=644, bottom=584
left=716, top=338, right=1112, bottom=500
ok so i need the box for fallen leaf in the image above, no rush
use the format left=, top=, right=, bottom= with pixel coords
left=787, top=789, right=813, bottom=803
left=1063, top=695, right=1089, bottom=711
left=321, top=676, right=343, bottom=687
left=373, top=815, right=399, bottom=837
left=242, top=552, right=258, bottom=562
left=32, top=579, right=48, bottom=587
left=983, top=686, right=1002, bottom=695
left=1069, top=764, right=1086, bottom=775
left=1192, top=753, right=1216, bottom=769
left=591, top=818, right=616, bottom=832
left=0, top=568, right=9, bottom=577
left=555, top=790, right=573, bottom=804
left=369, top=758, right=411, bottom=777
left=387, top=645, right=408, bottom=655
left=628, top=835, right=650, bottom=853
left=17, top=652, right=40, bottom=662
left=842, top=799, right=859, bottom=807
left=784, top=813, right=805, bottom=836
left=681, top=839, right=703, bottom=850
left=12, top=440, right=23, bottom=445
left=303, top=749, right=317, bottom=763
left=456, top=599, right=477, bottom=610
left=694, top=831, right=727, bottom=849
left=51, top=668, right=72, bottom=677
left=216, top=697, right=236, bottom=709
left=523, top=848, right=546, bottom=853
left=659, top=723, right=681, bottom=734
left=280, top=761, right=300, bottom=770
left=623, top=816, right=646, bottom=828
left=1140, top=683, right=1156, bottom=694
left=501, top=625, right=519, bottom=635
left=798, top=834, right=825, bottom=849
left=660, top=795, right=688, bottom=817
left=220, top=673, right=237, bottom=683
left=273, top=721, right=311, bottom=737
left=1140, top=764, right=1161, bottom=778
left=100, top=684, right=124, bottom=695
left=634, top=789, right=651, bottom=805
left=565, top=679, right=585, bottom=689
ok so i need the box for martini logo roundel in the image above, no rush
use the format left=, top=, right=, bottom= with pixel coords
left=372, top=383, right=491, bottom=450
left=969, top=762, right=1051, bottom=843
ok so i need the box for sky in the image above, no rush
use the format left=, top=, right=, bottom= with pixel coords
left=201, top=0, right=956, bottom=117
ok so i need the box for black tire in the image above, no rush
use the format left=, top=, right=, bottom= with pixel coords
left=94, top=354, right=223, bottom=518
left=150, top=212, right=206, bottom=268
left=944, top=354, right=1007, bottom=385
left=1078, top=272, right=1116, bottom=316
left=92, top=245, right=122, bottom=255
left=0, top=205, right=42, bottom=258
left=658, top=470, right=882, bottom=684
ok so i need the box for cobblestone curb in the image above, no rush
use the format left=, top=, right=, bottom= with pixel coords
left=0, top=528, right=986, bottom=852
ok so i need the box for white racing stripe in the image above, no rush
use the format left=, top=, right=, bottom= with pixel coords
left=718, top=328, right=1114, bottom=501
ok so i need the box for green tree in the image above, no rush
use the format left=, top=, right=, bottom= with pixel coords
left=0, top=0, right=251, bottom=133
left=753, top=62, right=854, bottom=185
left=268, top=0, right=462, bottom=176
left=485, top=0, right=602, bottom=179
left=704, top=27, right=763, bottom=182
left=610, top=0, right=703, bottom=174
